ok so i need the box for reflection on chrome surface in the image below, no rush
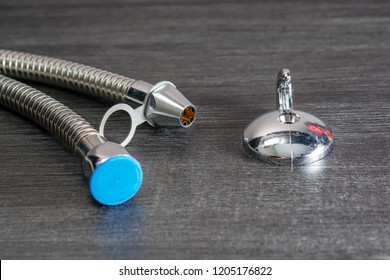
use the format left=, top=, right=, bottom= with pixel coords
left=243, top=69, right=333, bottom=166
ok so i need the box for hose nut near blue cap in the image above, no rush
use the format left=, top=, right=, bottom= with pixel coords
left=79, top=137, right=143, bottom=206
left=90, top=156, right=142, bottom=206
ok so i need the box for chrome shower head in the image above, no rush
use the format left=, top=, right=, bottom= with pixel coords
left=243, top=69, right=334, bottom=166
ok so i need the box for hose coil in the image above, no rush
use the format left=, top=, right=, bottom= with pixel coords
left=0, top=74, right=99, bottom=153
left=0, top=49, right=136, bottom=104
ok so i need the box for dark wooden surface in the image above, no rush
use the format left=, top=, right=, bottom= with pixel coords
left=0, top=0, right=389, bottom=259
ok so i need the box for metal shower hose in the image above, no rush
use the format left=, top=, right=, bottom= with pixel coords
left=0, top=49, right=197, bottom=128
left=0, top=49, right=135, bottom=105
left=0, top=74, right=98, bottom=153
left=0, top=49, right=196, bottom=205
left=0, top=51, right=145, bottom=205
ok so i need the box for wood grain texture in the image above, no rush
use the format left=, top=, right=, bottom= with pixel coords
left=0, top=0, right=389, bottom=259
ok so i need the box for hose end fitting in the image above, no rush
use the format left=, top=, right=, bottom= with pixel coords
left=81, top=141, right=143, bottom=206
left=145, top=81, right=197, bottom=128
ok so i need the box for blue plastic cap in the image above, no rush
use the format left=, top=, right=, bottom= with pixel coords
left=90, top=155, right=143, bottom=206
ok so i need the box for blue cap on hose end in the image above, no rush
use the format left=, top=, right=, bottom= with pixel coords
left=89, top=155, right=143, bottom=206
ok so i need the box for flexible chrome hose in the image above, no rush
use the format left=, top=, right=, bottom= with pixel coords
left=0, top=49, right=196, bottom=127
left=0, top=74, right=142, bottom=205
left=0, top=50, right=194, bottom=205
left=0, top=74, right=99, bottom=153
left=0, top=49, right=135, bottom=104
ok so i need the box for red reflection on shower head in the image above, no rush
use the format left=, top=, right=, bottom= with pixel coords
left=307, top=123, right=333, bottom=141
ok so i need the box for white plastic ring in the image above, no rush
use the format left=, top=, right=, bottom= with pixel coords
left=99, top=104, right=137, bottom=147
